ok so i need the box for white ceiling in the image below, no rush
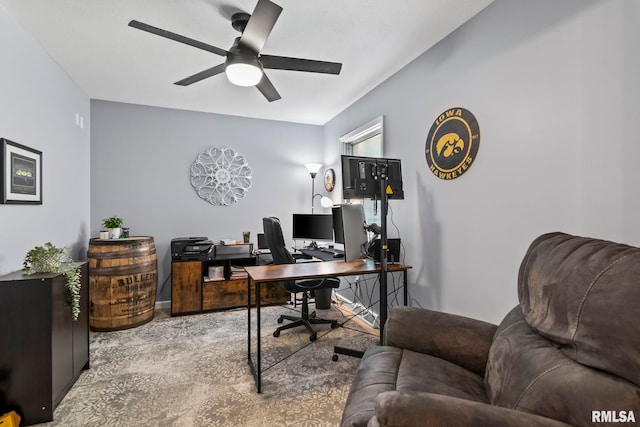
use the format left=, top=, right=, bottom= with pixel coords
left=0, top=0, right=493, bottom=125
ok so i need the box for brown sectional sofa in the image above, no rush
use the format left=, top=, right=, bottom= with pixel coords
left=341, top=232, right=640, bottom=427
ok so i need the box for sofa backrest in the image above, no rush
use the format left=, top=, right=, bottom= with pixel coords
left=518, top=232, right=640, bottom=385
left=485, top=232, right=640, bottom=426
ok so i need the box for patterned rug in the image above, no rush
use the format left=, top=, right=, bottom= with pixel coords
left=34, top=304, right=377, bottom=427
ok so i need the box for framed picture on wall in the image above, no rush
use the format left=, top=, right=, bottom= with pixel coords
left=1, top=138, right=42, bottom=204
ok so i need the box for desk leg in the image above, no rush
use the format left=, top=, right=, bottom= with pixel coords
left=247, top=278, right=251, bottom=363
left=403, top=270, right=408, bottom=306
left=247, top=278, right=263, bottom=393
left=256, top=280, right=262, bottom=393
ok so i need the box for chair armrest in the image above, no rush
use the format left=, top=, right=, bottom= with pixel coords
left=383, top=306, right=497, bottom=375
left=369, top=391, right=573, bottom=427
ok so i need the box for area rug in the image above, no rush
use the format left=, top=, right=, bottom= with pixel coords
left=34, top=304, right=377, bottom=427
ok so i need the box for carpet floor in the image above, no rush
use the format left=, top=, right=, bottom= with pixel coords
left=34, top=304, right=377, bottom=427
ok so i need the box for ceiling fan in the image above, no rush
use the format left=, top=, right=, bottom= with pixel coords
left=128, top=0, right=342, bottom=102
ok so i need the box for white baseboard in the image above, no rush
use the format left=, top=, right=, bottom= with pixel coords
left=155, top=300, right=171, bottom=310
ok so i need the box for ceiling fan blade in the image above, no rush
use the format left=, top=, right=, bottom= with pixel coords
left=260, top=55, right=342, bottom=75
left=256, top=74, right=281, bottom=102
left=238, top=0, right=283, bottom=53
left=174, top=64, right=226, bottom=86
left=129, top=20, right=229, bottom=57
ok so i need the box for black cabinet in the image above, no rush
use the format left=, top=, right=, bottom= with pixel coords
left=0, top=263, right=89, bottom=426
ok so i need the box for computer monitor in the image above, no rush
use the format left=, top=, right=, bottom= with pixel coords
left=333, top=204, right=367, bottom=261
left=368, top=238, right=401, bottom=263
left=332, top=206, right=345, bottom=244
left=292, top=214, right=334, bottom=242
left=257, top=233, right=268, bottom=249
left=341, top=155, right=404, bottom=200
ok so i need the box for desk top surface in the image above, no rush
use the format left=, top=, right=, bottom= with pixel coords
left=244, top=259, right=411, bottom=283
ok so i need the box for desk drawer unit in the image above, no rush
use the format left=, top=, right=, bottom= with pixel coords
left=171, top=259, right=289, bottom=315
left=202, top=279, right=288, bottom=310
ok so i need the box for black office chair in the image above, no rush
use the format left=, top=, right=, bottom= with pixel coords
left=262, top=217, right=340, bottom=341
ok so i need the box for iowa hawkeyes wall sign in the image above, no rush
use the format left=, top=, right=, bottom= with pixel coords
left=425, top=107, right=480, bottom=180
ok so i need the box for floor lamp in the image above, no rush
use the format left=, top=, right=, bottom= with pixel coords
left=305, top=163, right=332, bottom=213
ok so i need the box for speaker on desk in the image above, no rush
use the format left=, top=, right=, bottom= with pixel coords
left=368, top=238, right=401, bottom=263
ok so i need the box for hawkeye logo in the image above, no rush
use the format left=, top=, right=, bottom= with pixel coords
left=425, top=107, right=480, bottom=180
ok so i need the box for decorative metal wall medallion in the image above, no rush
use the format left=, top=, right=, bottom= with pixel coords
left=425, top=107, right=480, bottom=180
left=190, top=146, right=252, bottom=206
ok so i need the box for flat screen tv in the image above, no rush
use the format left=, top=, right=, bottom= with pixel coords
left=292, top=214, right=334, bottom=242
left=341, top=155, right=404, bottom=200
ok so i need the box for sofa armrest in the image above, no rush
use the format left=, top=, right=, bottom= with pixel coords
left=369, top=391, right=573, bottom=427
left=384, top=306, right=497, bottom=375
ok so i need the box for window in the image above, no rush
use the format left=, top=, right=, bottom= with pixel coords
left=340, top=117, right=383, bottom=225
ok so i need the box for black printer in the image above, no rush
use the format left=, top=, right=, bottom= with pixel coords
left=171, top=237, right=213, bottom=260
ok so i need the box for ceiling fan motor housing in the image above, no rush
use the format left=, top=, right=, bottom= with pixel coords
left=231, top=12, right=251, bottom=33
left=226, top=37, right=264, bottom=71
left=225, top=49, right=263, bottom=70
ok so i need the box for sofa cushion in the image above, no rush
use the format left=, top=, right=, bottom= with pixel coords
left=486, top=307, right=640, bottom=426
left=384, top=306, right=496, bottom=376
left=517, top=232, right=640, bottom=386
left=341, top=346, right=403, bottom=427
left=396, top=349, right=488, bottom=401
left=370, top=391, right=574, bottom=427
left=341, top=345, right=487, bottom=427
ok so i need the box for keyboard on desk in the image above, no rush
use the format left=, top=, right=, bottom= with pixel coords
left=320, top=248, right=344, bottom=258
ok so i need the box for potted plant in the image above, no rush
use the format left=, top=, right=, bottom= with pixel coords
left=102, top=216, right=124, bottom=239
left=23, top=242, right=82, bottom=321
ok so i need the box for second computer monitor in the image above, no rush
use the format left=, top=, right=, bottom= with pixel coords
left=292, top=214, right=334, bottom=243
left=332, top=204, right=367, bottom=261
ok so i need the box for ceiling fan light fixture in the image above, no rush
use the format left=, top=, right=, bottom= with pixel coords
left=129, top=0, right=342, bottom=101
left=225, top=56, right=263, bottom=87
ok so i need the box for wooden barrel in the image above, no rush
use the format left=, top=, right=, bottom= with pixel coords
left=87, top=236, right=157, bottom=331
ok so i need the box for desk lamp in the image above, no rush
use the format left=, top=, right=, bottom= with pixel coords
left=304, top=163, right=333, bottom=213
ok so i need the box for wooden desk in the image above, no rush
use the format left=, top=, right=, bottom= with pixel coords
left=245, top=259, right=411, bottom=393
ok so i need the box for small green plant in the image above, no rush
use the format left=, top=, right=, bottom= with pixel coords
left=102, top=216, right=123, bottom=229
left=23, top=242, right=82, bottom=321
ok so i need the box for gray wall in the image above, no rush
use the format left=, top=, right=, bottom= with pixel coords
left=90, top=101, right=325, bottom=301
left=0, top=6, right=90, bottom=275
left=324, top=0, right=640, bottom=323
left=4, top=0, right=639, bottom=324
